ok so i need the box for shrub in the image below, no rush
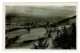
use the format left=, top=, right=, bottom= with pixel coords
left=32, top=37, right=49, bottom=49
left=52, top=23, right=76, bottom=49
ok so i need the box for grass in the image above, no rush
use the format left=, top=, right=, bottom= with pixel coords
left=6, top=23, right=76, bottom=49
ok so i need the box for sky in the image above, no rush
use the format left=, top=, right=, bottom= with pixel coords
left=6, top=3, right=77, bottom=18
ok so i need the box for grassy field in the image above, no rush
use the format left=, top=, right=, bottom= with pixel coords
left=6, top=23, right=76, bottom=49
left=6, top=27, right=47, bottom=48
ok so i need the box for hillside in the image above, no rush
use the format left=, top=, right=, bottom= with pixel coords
left=57, top=15, right=76, bottom=25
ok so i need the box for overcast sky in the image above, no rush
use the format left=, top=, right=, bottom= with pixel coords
left=6, top=5, right=76, bottom=18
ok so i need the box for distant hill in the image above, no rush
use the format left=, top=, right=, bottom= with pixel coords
left=57, top=15, right=76, bottom=25
left=6, top=13, right=66, bottom=24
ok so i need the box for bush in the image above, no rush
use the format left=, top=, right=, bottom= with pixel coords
left=52, top=23, right=76, bottom=49
left=32, top=37, right=49, bottom=49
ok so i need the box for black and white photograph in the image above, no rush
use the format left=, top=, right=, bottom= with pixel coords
left=5, top=2, right=77, bottom=49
